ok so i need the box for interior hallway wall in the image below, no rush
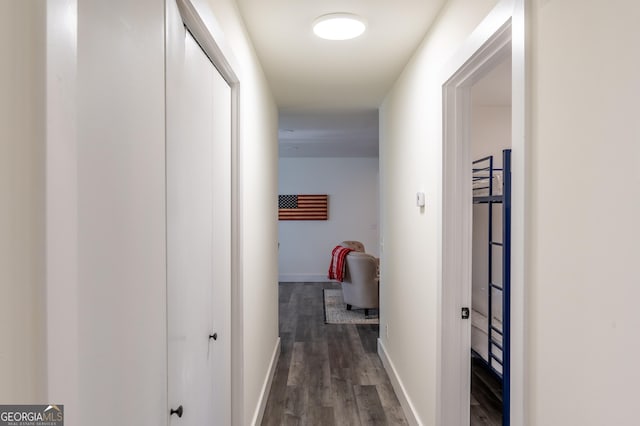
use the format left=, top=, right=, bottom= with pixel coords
left=0, top=0, right=47, bottom=403
left=379, top=0, right=503, bottom=423
left=528, top=0, right=640, bottom=424
left=74, top=0, right=279, bottom=424
left=278, top=157, right=379, bottom=282
left=46, top=0, right=79, bottom=422
left=76, top=0, right=167, bottom=423
left=381, top=0, right=640, bottom=424
left=3, top=0, right=280, bottom=424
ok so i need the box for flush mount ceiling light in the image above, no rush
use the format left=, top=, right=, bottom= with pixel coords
left=313, top=13, right=367, bottom=41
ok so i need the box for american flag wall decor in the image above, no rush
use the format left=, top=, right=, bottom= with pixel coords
left=278, top=194, right=328, bottom=220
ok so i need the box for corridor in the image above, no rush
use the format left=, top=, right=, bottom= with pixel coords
left=261, top=282, right=407, bottom=425
left=5, top=1, right=638, bottom=425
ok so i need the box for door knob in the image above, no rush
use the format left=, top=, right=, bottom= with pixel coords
left=170, top=405, right=183, bottom=418
left=209, top=333, right=218, bottom=341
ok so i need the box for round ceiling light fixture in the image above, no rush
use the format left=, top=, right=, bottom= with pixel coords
left=313, top=13, right=367, bottom=41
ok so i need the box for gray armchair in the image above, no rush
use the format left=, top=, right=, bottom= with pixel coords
left=340, top=246, right=379, bottom=317
left=339, top=240, right=365, bottom=253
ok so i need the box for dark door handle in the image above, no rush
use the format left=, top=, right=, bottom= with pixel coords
left=170, top=405, right=183, bottom=418
left=209, top=333, right=218, bottom=341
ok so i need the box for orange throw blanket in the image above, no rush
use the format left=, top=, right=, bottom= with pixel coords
left=328, top=246, right=354, bottom=282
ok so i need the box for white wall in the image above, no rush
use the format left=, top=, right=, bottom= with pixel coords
left=470, top=106, right=511, bottom=171
left=72, top=0, right=279, bottom=424
left=28, top=1, right=278, bottom=425
left=379, top=0, right=501, bottom=423
left=46, top=0, right=79, bottom=423
left=76, top=0, right=167, bottom=424
left=382, top=0, right=640, bottom=424
left=528, top=1, right=640, bottom=424
left=471, top=106, right=510, bottom=321
left=278, top=157, right=379, bottom=282
left=0, top=0, right=47, bottom=403
left=196, top=1, right=280, bottom=424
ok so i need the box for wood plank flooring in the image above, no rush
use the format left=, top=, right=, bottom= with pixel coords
left=470, top=355, right=502, bottom=426
left=261, top=282, right=502, bottom=425
left=261, top=282, right=408, bottom=425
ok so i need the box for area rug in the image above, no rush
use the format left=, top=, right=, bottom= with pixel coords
left=323, top=288, right=379, bottom=324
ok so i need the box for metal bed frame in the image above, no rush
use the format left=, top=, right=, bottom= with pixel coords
left=472, top=149, right=511, bottom=426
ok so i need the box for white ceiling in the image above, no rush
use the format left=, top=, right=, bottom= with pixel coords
left=236, top=0, right=447, bottom=157
left=279, top=110, right=379, bottom=158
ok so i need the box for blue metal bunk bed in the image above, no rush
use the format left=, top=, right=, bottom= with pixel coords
left=472, top=149, right=511, bottom=426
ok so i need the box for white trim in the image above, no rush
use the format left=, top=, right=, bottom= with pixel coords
left=250, top=338, right=281, bottom=426
left=173, top=1, right=244, bottom=424
left=46, top=1, right=79, bottom=423
left=438, top=0, right=526, bottom=425
left=510, top=2, right=527, bottom=424
left=378, top=339, right=421, bottom=426
left=440, top=22, right=511, bottom=426
left=175, top=0, right=239, bottom=84
left=278, top=274, right=332, bottom=283
left=230, top=65, right=244, bottom=426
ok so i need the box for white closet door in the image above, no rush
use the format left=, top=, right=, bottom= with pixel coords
left=209, top=42, right=232, bottom=426
left=166, top=8, right=231, bottom=424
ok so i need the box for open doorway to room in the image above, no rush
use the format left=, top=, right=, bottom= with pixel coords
left=440, top=2, right=526, bottom=422
left=469, top=54, right=512, bottom=426
left=276, top=110, right=380, bottom=285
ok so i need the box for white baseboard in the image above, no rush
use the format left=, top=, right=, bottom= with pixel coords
left=278, top=273, right=331, bottom=283
left=250, top=337, right=281, bottom=426
left=378, top=339, right=421, bottom=426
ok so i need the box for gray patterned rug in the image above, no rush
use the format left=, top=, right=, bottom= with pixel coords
left=323, top=288, right=379, bottom=324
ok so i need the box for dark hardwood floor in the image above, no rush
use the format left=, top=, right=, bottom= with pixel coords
left=470, top=354, right=502, bottom=426
left=261, top=282, right=408, bottom=425
left=261, top=281, right=502, bottom=425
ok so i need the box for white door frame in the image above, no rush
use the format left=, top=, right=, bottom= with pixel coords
left=438, top=0, right=526, bottom=425
left=170, top=1, right=243, bottom=424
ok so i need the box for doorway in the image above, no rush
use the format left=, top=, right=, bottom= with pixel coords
left=440, top=0, right=525, bottom=424
left=166, top=0, right=238, bottom=423
left=469, top=55, right=512, bottom=425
